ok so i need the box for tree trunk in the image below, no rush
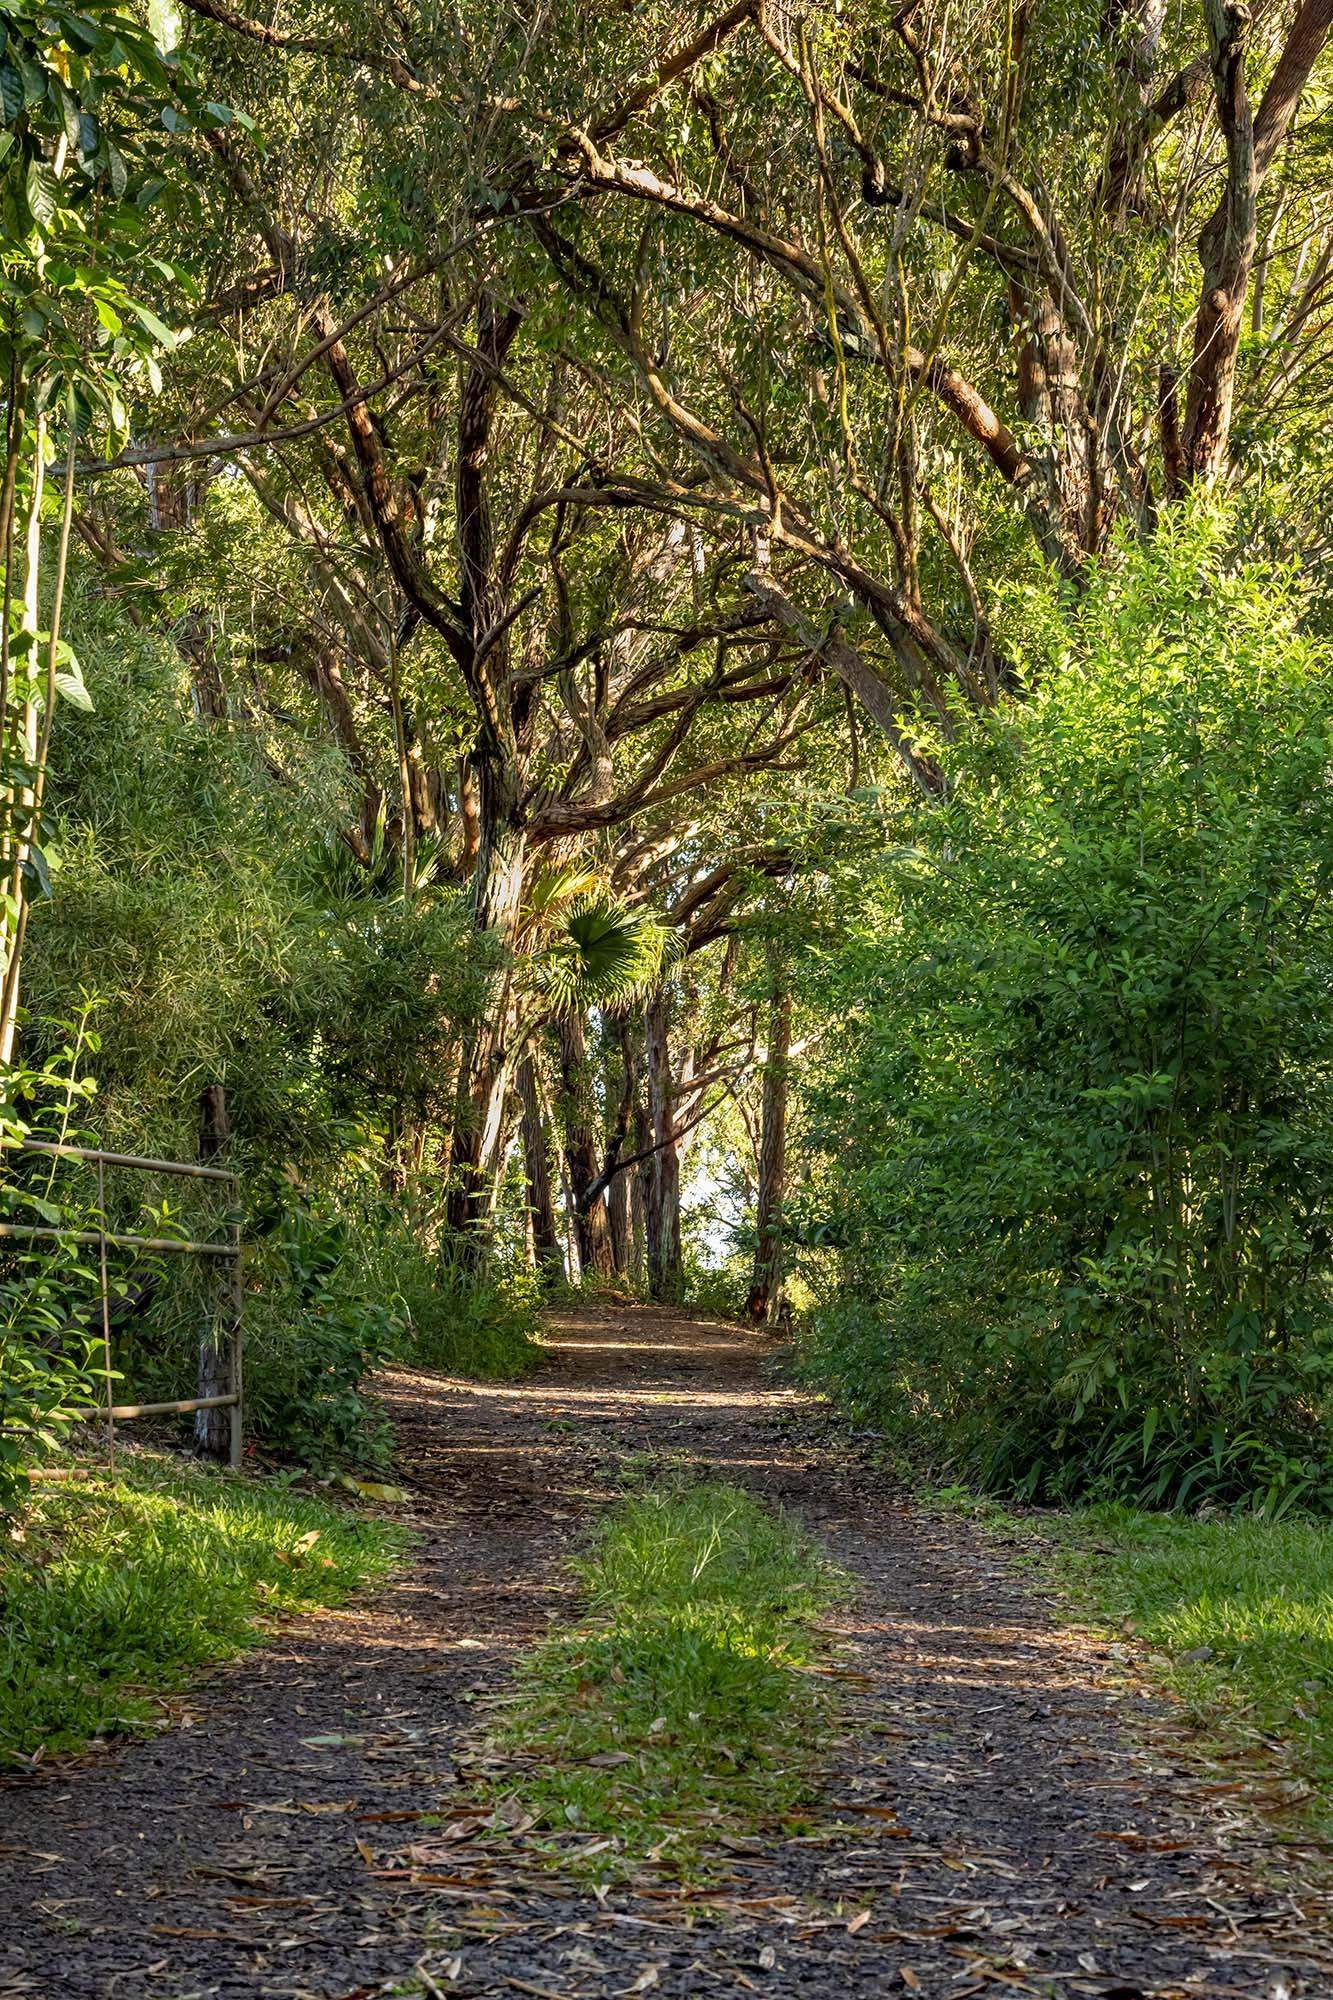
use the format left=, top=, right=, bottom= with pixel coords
left=518, top=1053, right=564, bottom=1283
left=559, top=1013, right=616, bottom=1280
left=605, top=1017, right=639, bottom=1276
left=195, top=1084, right=233, bottom=1459
left=1180, top=0, right=1333, bottom=482
left=745, top=962, right=793, bottom=1328
left=644, top=991, right=683, bottom=1302
left=445, top=294, right=531, bottom=1246
left=1180, top=0, right=1258, bottom=489
left=1009, top=281, right=1108, bottom=562
left=446, top=798, right=525, bottom=1245
left=629, top=1152, right=647, bottom=1287
left=607, top=1162, right=631, bottom=1275
left=628, top=1020, right=650, bottom=1289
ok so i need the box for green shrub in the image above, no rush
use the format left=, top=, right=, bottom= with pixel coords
left=799, top=513, right=1333, bottom=1511
left=680, top=1249, right=749, bottom=1321
left=0, top=1009, right=105, bottom=1515
left=17, top=588, right=505, bottom=1473
left=243, top=1199, right=400, bottom=1469
left=373, top=1226, right=542, bottom=1381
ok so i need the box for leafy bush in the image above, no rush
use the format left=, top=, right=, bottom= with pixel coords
left=99, top=1182, right=540, bottom=1475
left=0, top=1009, right=105, bottom=1515
left=799, top=515, right=1333, bottom=1511
left=17, top=590, right=511, bottom=1472
left=680, top=1249, right=750, bottom=1321
left=28, top=592, right=489, bottom=1168
left=356, top=1207, right=542, bottom=1380
left=242, top=1199, right=400, bottom=1470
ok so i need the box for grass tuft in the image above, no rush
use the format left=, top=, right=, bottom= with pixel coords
left=0, top=1448, right=403, bottom=1765
left=933, top=1490, right=1333, bottom=1844
left=1041, top=1505, right=1333, bottom=1837
left=488, top=1477, right=839, bottom=1879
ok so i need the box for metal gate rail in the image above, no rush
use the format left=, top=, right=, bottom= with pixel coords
left=0, top=1138, right=244, bottom=1469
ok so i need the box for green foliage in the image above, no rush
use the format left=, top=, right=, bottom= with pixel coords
left=0, top=1445, right=401, bottom=1764
left=523, top=866, right=678, bottom=1015
left=679, top=1248, right=749, bottom=1322
left=488, top=1477, right=836, bottom=1879
left=242, top=1198, right=399, bottom=1471
left=29, top=592, right=487, bottom=1163
left=244, top=1194, right=541, bottom=1466
left=0, top=0, right=213, bottom=434
left=799, top=515, right=1333, bottom=1512
left=224, top=1185, right=540, bottom=1470
left=18, top=595, right=508, bottom=1467
left=0, top=1003, right=103, bottom=1514
left=538, top=896, right=676, bottom=1014
left=379, top=1240, right=542, bottom=1382
left=1028, top=1504, right=1333, bottom=1843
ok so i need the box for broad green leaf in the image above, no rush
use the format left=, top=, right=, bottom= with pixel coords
left=0, top=61, right=23, bottom=124
left=124, top=298, right=177, bottom=347
left=104, top=137, right=127, bottom=198
left=56, top=81, right=83, bottom=152
left=26, top=160, right=59, bottom=230
left=54, top=665, right=94, bottom=711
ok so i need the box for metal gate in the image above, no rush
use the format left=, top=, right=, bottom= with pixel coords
left=0, top=1139, right=243, bottom=1468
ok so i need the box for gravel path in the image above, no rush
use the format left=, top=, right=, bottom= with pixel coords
left=0, top=1301, right=1328, bottom=2000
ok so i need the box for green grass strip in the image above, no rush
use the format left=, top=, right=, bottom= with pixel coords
left=933, top=1488, right=1333, bottom=1844
left=489, top=1477, right=840, bottom=1880
left=0, top=1450, right=403, bottom=1765
left=1043, top=1504, right=1333, bottom=1839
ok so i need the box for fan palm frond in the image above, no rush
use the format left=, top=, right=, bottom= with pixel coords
left=520, top=862, right=604, bottom=935
left=537, top=894, right=678, bottom=1014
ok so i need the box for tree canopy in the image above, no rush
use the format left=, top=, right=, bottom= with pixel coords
left=2, top=0, right=1332, bottom=1509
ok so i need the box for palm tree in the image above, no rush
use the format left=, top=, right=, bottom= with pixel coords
left=516, top=867, right=678, bottom=1281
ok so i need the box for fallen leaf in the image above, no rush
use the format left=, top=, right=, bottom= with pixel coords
left=336, top=1476, right=411, bottom=1504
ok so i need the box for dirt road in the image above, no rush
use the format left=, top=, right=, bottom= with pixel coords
left=0, top=1302, right=1326, bottom=1999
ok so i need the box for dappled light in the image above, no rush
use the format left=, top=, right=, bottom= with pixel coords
left=6, top=1305, right=1332, bottom=1997
left=3, top=0, right=1333, bottom=1992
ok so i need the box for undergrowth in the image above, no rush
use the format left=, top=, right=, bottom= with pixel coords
left=0, top=1447, right=402, bottom=1765
left=395, top=1263, right=543, bottom=1381
left=488, top=1477, right=839, bottom=1879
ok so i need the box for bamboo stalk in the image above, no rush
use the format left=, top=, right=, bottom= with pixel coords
left=77, top=1394, right=240, bottom=1420
left=0, top=1222, right=238, bottom=1258
left=1, top=1137, right=238, bottom=1183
